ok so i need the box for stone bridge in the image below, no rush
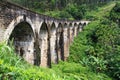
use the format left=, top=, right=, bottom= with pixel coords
left=0, top=1, right=89, bottom=67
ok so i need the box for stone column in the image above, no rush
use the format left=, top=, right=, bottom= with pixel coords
left=79, top=24, right=83, bottom=32
left=57, top=32, right=61, bottom=61
left=74, top=25, right=78, bottom=37
left=50, top=29, right=57, bottom=63
left=69, top=27, right=73, bottom=44
left=39, top=32, right=48, bottom=67
left=63, top=27, right=69, bottom=61
left=56, top=27, right=64, bottom=61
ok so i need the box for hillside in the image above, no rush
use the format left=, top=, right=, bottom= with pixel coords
left=9, top=0, right=114, bottom=20
left=0, top=1, right=120, bottom=80
left=69, top=1, right=120, bottom=80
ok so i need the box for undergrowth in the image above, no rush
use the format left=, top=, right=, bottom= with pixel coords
left=68, top=2, right=120, bottom=80
left=0, top=42, right=111, bottom=80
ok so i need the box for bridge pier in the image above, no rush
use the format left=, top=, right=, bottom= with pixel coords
left=73, top=23, right=77, bottom=38
left=69, top=23, right=74, bottom=44
left=56, top=23, right=64, bottom=61
left=63, top=23, right=69, bottom=61
left=8, top=22, right=35, bottom=65
left=78, top=23, right=83, bottom=32
left=39, top=22, right=49, bottom=67
left=50, top=23, right=57, bottom=64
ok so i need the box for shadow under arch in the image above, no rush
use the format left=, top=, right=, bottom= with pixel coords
left=73, top=23, right=77, bottom=37
left=77, top=23, right=82, bottom=35
left=56, top=23, right=64, bottom=62
left=50, top=22, right=58, bottom=63
left=39, top=22, right=51, bottom=67
left=9, top=21, right=35, bottom=65
left=69, top=23, right=73, bottom=44
left=4, top=16, right=35, bottom=43
left=63, top=23, right=70, bottom=60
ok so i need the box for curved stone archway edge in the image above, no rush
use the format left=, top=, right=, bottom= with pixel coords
left=4, top=16, right=35, bottom=42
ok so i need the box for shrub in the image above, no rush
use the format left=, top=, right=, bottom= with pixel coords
left=66, top=4, right=86, bottom=20
left=110, top=2, right=120, bottom=24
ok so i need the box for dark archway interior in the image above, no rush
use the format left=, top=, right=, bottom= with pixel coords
left=82, top=23, right=86, bottom=30
left=73, top=27, right=75, bottom=36
left=77, top=23, right=82, bottom=34
left=69, top=23, right=72, bottom=44
left=51, top=23, right=57, bottom=63
left=9, top=22, right=34, bottom=42
left=9, top=22, right=35, bottom=64
left=56, top=24, right=64, bottom=61
left=68, top=23, right=72, bottom=40
left=39, top=22, right=50, bottom=67
left=73, top=23, right=77, bottom=36
left=51, top=23, right=56, bottom=32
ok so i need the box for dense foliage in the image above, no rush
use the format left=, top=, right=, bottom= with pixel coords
left=69, top=2, right=120, bottom=80
left=0, top=42, right=112, bottom=80
left=110, top=2, right=120, bottom=24
left=8, top=0, right=114, bottom=20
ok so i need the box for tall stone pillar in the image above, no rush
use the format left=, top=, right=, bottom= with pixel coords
left=79, top=24, right=83, bottom=32
left=73, top=24, right=78, bottom=37
left=69, top=25, right=74, bottom=44
left=39, top=31, right=49, bottom=67
left=63, top=24, right=69, bottom=61
left=50, top=28, right=57, bottom=63
left=56, top=26, right=64, bottom=61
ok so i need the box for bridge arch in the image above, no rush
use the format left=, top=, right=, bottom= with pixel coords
left=8, top=20, right=35, bottom=65
left=83, top=22, right=87, bottom=27
left=73, top=23, right=78, bottom=37
left=77, top=23, right=82, bottom=34
left=39, top=22, right=50, bottom=67
left=4, top=16, right=35, bottom=42
left=63, top=23, right=70, bottom=60
left=50, top=22, right=57, bottom=63
left=56, top=23, right=64, bottom=62
left=69, top=23, right=74, bottom=44
left=81, top=22, right=87, bottom=31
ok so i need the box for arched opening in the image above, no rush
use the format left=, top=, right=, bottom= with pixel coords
left=9, top=22, right=35, bottom=64
left=73, top=23, right=77, bottom=37
left=50, top=22, right=57, bottom=63
left=77, top=23, right=82, bottom=35
left=39, top=22, right=50, bottom=67
left=56, top=23, right=64, bottom=62
left=64, top=23, right=69, bottom=61
left=82, top=23, right=87, bottom=30
left=68, top=24, right=70, bottom=43
left=69, top=23, right=73, bottom=44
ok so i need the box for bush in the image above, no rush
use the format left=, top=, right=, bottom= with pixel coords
left=110, top=2, right=120, bottom=24
left=66, top=4, right=86, bottom=20
left=69, top=16, right=120, bottom=79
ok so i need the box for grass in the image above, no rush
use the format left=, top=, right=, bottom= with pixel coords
left=0, top=42, right=112, bottom=80
left=85, top=2, right=116, bottom=20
